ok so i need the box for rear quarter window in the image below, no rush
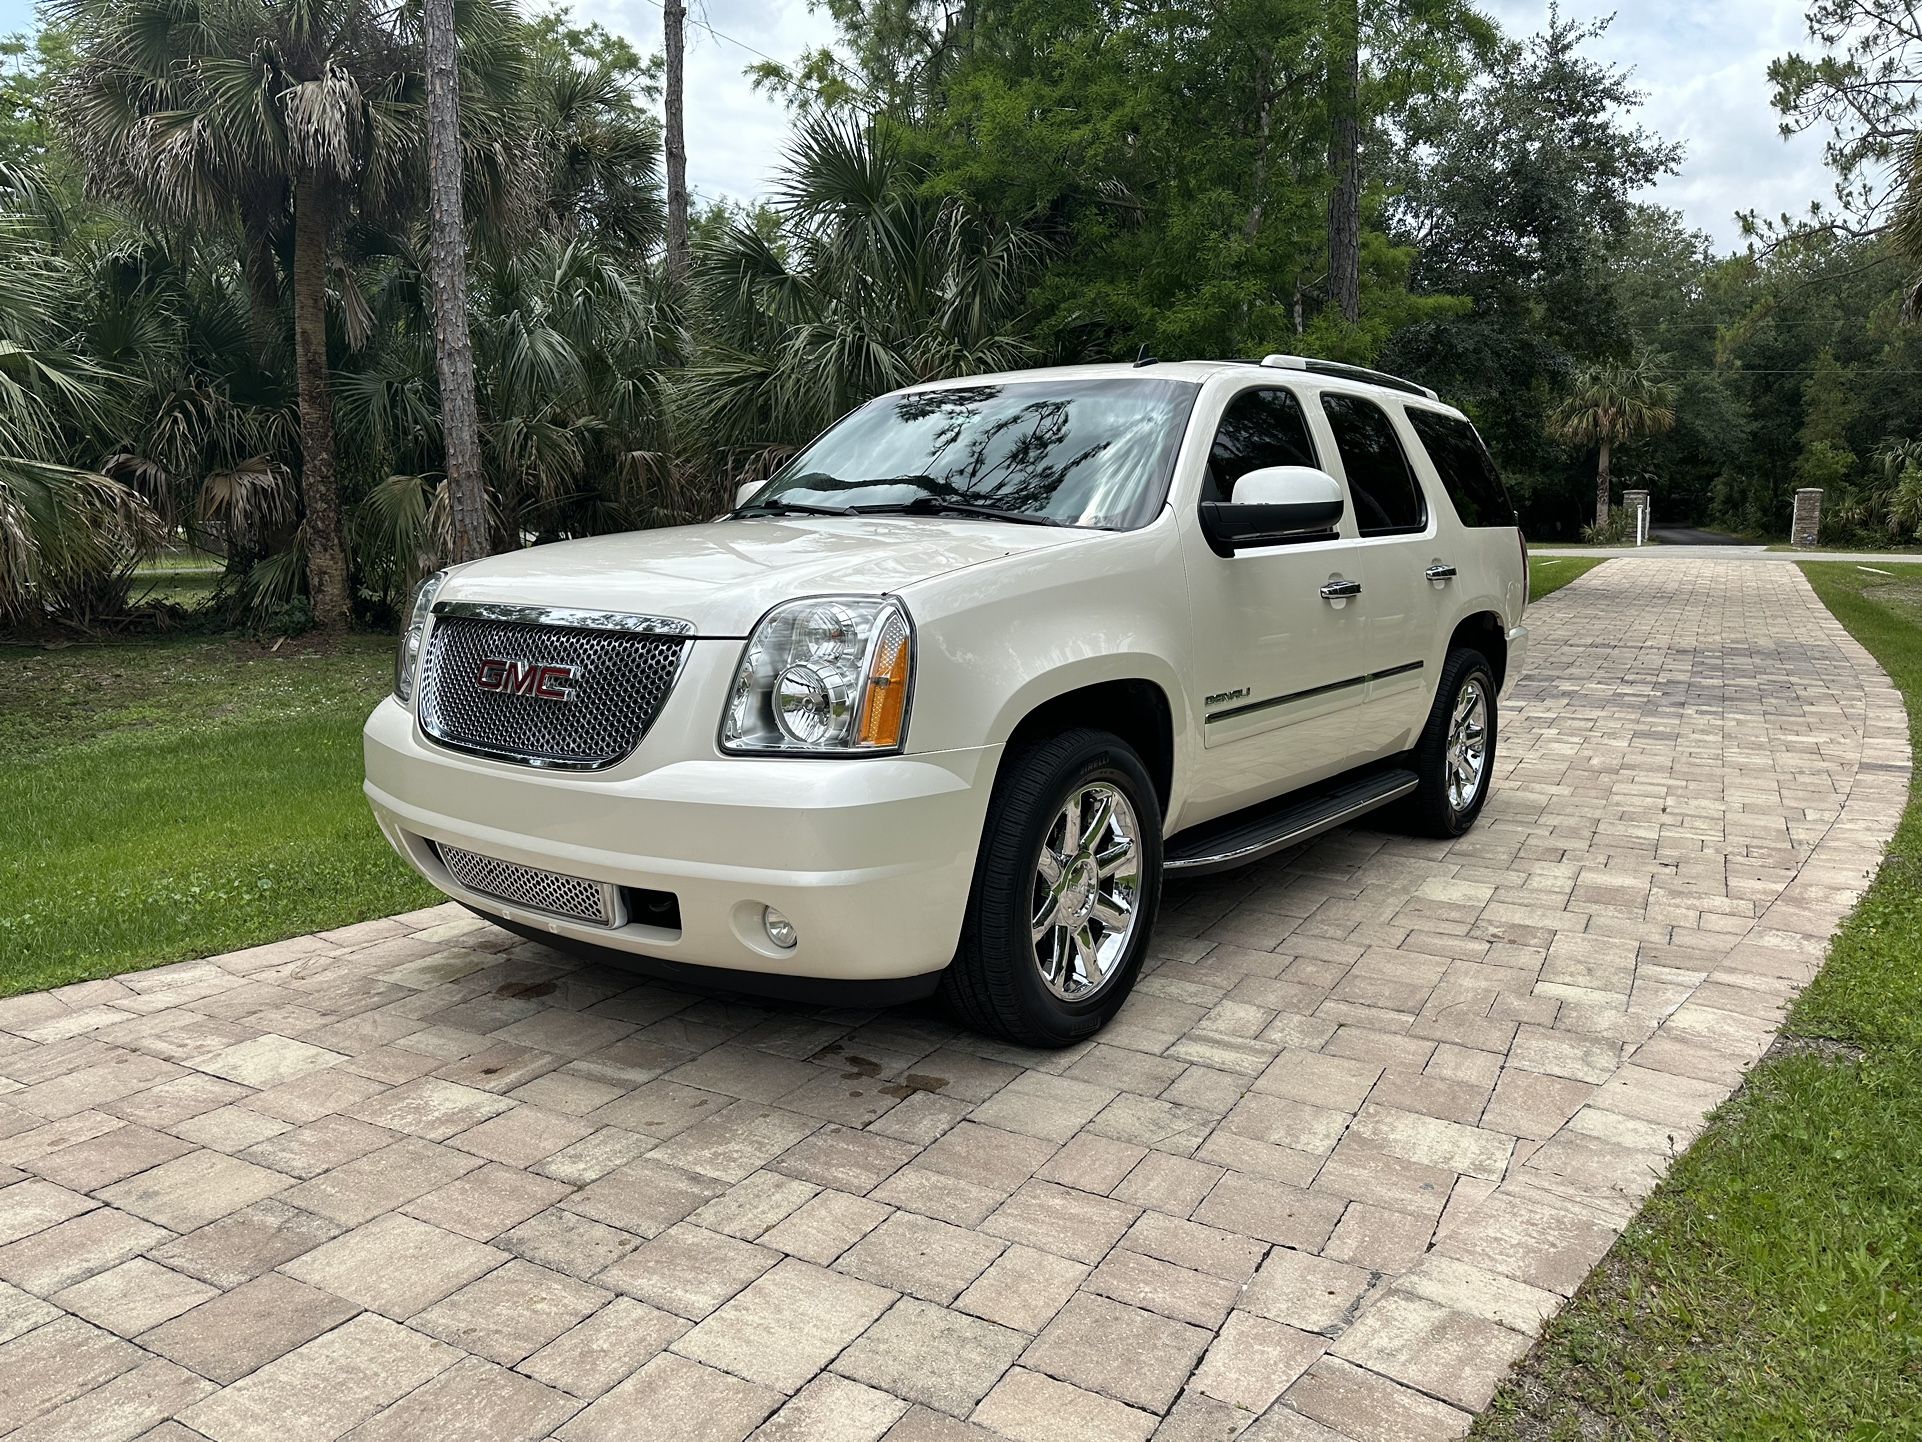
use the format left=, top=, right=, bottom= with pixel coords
left=1406, top=409, right=1515, bottom=529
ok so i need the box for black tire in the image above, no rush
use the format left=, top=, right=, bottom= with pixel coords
left=1404, top=648, right=1498, bottom=839
left=940, top=728, right=1163, bottom=1047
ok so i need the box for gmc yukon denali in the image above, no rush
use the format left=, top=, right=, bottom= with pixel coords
left=363, top=356, right=1529, bottom=1046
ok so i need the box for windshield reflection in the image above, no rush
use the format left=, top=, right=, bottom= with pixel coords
left=746, top=378, right=1199, bottom=530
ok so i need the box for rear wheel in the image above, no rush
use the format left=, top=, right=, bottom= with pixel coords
left=1405, top=648, right=1497, bottom=838
left=941, top=728, right=1162, bottom=1047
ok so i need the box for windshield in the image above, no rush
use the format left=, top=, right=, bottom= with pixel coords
left=743, top=378, right=1200, bottom=530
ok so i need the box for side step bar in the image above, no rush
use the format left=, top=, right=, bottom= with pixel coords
left=1164, top=767, right=1419, bottom=876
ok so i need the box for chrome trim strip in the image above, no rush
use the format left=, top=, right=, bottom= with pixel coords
left=1165, top=776, right=1419, bottom=874
left=1206, top=659, right=1424, bottom=725
left=432, top=599, right=696, bottom=637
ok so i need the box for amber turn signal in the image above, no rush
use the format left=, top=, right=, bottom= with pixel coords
left=857, top=619, right=912, bottom=747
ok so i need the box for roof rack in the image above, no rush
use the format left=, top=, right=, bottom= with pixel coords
left=1257, top=354, right=1438, bottom=401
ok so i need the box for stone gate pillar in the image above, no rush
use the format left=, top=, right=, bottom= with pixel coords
left=1622, top=489, right=1650, bottom=544
left=1792, top=489, right=1822, bottom=548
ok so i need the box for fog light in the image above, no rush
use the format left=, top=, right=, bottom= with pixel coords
left=762, top=906, right=797, bottom=949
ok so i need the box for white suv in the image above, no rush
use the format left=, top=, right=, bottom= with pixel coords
left=364, top=356, right=1528, bottom=1045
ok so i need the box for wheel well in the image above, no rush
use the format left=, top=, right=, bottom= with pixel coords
left=1006, top=680, right=1175, bottom=814
left=1450, top=611, right=1507, bottom=689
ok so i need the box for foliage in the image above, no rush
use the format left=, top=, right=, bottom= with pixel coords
left=678, top=113, right=1043, bottom=484
left=1549, top=356, right=1678, bottom=526
left=1381, top=14, right=1682, bottom=536
left=1475, top=561, right=1922, bottom=1441
left=0, top=211, right=162, bottom=623
left=1765, top=0, right=1922, bottom=311
left=5, top=0, right=1922, bottom=631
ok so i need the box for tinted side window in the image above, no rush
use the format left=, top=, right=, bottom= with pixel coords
left=1406, top=409, right=1514, bottom=528
left=1320, top=393, right=1426, bottom=536
left=1202, top=388, right=1319, bottom=504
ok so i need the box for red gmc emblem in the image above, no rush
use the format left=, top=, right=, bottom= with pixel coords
left=476, top=657, right=582, bottom=702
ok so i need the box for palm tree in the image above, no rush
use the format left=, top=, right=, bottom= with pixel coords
left=678, top=115, right=1043, bottom=486
left=54, top=0, right=523, bottom=626
left=0, top=214, right=161, bottom=623
left=1549, top=356, right=1678, bottom=530
left=422, top=0, right=489, bottom=563
left=662, top=0, right=690, bottom=284
left=345, top=233, right=687, bottom=591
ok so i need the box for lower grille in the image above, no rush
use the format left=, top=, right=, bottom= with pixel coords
left=436, top=843, right=621, bottom=927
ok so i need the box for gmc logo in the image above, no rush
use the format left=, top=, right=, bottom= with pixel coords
left=476, top=657, right=582, bottom=702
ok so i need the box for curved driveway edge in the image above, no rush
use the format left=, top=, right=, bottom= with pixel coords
left=0, top=559, right=1907, bottom=1442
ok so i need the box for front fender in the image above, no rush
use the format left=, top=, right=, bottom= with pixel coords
left=899, top=519, right=1198, bottom=807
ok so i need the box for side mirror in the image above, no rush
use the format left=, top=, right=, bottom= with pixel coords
left=1200, top=466, right=1345, bottom=555
left=734, top=480, right=763, bottom=510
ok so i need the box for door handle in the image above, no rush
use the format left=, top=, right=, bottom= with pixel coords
left=1319, top=579, right=1362, bottom=600
left=1425, top=563, right=1457, bottom=581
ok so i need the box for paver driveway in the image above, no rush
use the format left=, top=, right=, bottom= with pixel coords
left=0, top=559, right=1908, bottom=1442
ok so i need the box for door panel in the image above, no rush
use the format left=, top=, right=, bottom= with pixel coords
left=1313, top=391, right=1445, bottom=752
left=1181, top=385, right=1371, bottom=823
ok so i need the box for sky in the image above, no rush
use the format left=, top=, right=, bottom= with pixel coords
left=1, top=0, right=1839, bottom=253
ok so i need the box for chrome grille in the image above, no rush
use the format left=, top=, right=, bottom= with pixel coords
left=418, top=612, right=688, bottom=769
left=437, top=843, right=619, bottom=926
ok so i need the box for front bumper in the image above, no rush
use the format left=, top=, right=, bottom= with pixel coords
left=363, top=696, right=999, bottom=983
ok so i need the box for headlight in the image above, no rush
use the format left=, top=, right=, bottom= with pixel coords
left=393, top=569, right=449, bottom=703
left=722, top=596, right=914, bottom=754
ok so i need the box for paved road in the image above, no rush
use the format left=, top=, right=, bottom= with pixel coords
left=0, top=561, right=1908, bottom=1441
left=1535, top=545, right=1922, bottom=563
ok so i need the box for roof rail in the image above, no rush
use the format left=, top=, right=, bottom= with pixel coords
left=1258, top=354, right=1438, bottom=401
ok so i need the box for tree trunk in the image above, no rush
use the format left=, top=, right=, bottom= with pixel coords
left=241, top=233, right=281, bottom=363
left=1595, top=437, right=1612, bottom=531
left=292, top=173, right=351, bottom=629
left=423, top=0, right=490, bottom=565
left=663, top=0, right=691, bottom=285
left=1325, top=0, right=1360, bottom=324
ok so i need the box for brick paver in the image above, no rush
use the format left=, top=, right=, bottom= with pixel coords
left=0, top=560, right=1907, bottom=1439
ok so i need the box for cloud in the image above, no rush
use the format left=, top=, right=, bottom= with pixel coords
left=1482, top=0, right=1835, bottom=248
left=568, top=0, right=839, bottom=204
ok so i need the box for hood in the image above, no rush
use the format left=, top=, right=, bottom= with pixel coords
left=436, top=515, right=1096, bottom=635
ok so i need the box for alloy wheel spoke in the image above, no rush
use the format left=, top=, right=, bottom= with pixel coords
left=1041, top=927, right=1070, bottom=985
left=1094, top=840, right=1135, bottom=878
left=1092, top=893, right=1132, bottom=931
left=1078, top=791, right=1114, bottom=853
left=1031, top=898, right=1057, bottom=941
left=1073, top=924, right=1102, bottom=985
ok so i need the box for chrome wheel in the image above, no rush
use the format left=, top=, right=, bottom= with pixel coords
left=1030, top=782, right=1143, bottom=1002
left=1445, top=679, right=1488, bottom=813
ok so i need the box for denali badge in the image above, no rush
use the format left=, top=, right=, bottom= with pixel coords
left=476, top=657, right=582, bottom=702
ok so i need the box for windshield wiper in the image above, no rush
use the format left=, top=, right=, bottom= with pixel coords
left=852, top=495, right=1069, bottom=528
left=730, top=500, right=853, bottom=519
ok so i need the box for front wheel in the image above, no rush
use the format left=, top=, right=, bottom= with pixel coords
left=940, top=728, right=1162, bottom=1047
left=1405, top=648, right=1498, bottom=838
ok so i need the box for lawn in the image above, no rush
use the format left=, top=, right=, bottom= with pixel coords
left=0, top=634, right=437, bottom=996
left=1529, top=556, right=1607, bottom=602
left=1475, top=561, right=1922, bottom=1441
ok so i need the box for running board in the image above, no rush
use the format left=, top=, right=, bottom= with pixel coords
left=1164, top=767, right=1419, bottom=875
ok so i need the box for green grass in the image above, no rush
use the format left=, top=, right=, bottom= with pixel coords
left=1529, top=556, right=1607, bottom=602
left=1475, top=561, right=1922, bottom=1441
left=1765, top=543, right=1922, bottom=555
left=0, top=635, right=437, bottom=995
